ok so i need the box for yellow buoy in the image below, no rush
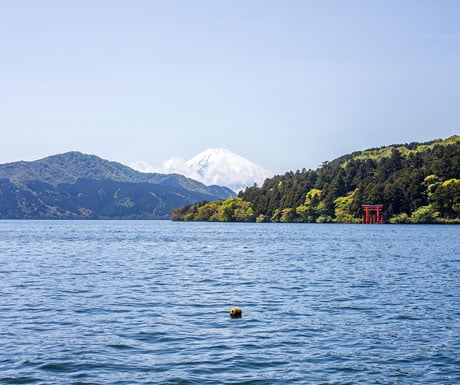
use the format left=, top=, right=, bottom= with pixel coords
left=230, top=307, right=242, bottom=318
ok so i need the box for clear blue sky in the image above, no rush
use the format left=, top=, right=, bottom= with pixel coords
left=1, top=1, right=459, bottom=173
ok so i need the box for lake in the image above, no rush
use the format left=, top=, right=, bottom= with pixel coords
left=0, top=221, right=459, bottom=384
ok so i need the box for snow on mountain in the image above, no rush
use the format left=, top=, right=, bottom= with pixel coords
left=131, top=148, right=273, bottom=192
left=185, top=148, right=273, bottom=192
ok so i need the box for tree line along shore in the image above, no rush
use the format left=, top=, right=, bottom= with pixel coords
left=172, top=136, right=460, bottom=224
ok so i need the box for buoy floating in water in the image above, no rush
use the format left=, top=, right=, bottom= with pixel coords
left=230, top=307, right=242, bottom=318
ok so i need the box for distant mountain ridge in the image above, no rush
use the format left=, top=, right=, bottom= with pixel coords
left=0, top=152, right=234, bottom=219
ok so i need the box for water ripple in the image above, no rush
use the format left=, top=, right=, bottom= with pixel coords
left=0, top=221, right=459, bottom=384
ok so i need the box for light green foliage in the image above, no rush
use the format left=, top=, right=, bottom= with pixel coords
left=316, top=215, right=334, bottom=223
left=334, top=192, right=360, bottom=223
left=197, top=201, right=221, bottom=221
left=256, top=214, right=268, bottom=223
left=172, top=198, right=255, bottom=222
left=423, top=174, right=441, bottom=200
left=410, top=205, right=439, bottom=224
left=228, top=198, right=255, bottom=222
left=296, top=189, right=323, bottom=222
left=429, top=178, right=460, bottom=219
left=351, top=135, right=460, bottom=164
left=271, top=209, right=282, bottom=222
left=442, top=178, right=460, bottom=187
left=305, top=188, right=322, bottom=205
left=389, top=213, right=411, bottom=224
left=423, top=174, right=440, bottom=185
left=443, top=135, right=460, bottom=145
left=353, top=147, right=397, bottom=162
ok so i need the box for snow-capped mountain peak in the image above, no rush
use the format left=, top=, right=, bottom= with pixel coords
left=185, top=148, right=273, bottom=192
left=130, top=148, right=273, bottom=192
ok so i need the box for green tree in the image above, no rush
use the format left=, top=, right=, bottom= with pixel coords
left=411, top=205, right=438, bottom=224
left=430, top=179, right=460, bottom=218
left=334, top=191, right=360, bottom=223
left=296, top=189, right=322, bottom=222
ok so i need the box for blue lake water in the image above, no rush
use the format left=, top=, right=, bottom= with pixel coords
left=0, top=221, right=459, bottom=384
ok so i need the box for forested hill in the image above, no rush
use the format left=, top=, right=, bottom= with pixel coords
left=172, top=136, right=460, bottom=224
left=0, top=152, right=235, bottom=219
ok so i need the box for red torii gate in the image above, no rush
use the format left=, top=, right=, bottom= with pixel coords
left=362, top=205, right=384, bottom=224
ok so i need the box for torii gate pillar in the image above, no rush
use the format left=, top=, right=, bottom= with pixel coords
left=362, top=205, right=384, bottom=224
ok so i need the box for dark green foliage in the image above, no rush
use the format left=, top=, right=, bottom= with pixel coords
left=0, top=151, right=234, bottom=199
left=0, top=152, right=235, bottom=219
left=0, top=178, right=232, bottom=219
left=175, top=136, right=460, bottom=223
left=238, top=169, right=317, bottom=220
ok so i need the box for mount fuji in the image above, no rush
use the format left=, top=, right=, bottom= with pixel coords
left=186, top=148, right=273, bottom=192
left=132, top=148, right=273, bottom=192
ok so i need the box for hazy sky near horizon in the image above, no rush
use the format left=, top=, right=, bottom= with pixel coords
left=1, top=1, right=459, bottom=174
